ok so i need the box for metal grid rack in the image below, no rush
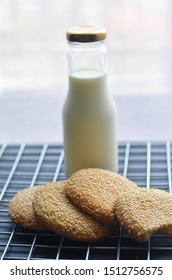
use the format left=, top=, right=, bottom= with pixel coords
left=0, top=142, right=172, bottom=260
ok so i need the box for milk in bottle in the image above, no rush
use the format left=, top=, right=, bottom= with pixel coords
left=62, top=26, right=118, bottom=178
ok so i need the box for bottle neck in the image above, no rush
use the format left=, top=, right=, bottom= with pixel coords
left=67, top=40, right=107, bottom=76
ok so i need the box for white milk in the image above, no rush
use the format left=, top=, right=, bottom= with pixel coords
left=62, top=69, right=118, bottom=178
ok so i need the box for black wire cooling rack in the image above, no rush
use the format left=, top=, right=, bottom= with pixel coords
left=0, top=142, right=172, bottom=260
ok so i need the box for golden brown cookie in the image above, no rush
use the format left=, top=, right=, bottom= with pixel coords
left=8, top=186, right=45, bottom=230
left=65, top=168, right=139, bottom=225
left=115, top=187, right=172, bottom=242
left=33, top=181, right=114, bottom=242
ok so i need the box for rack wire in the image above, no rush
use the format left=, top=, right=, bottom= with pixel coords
left=0, top=142, right=172, bottom=260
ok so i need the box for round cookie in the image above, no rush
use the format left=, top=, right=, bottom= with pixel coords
left=65, top=168, right=139, bottom=225
left=8, top=185, right=46, bottom=230
left=115, top=187, right=172, bottom=242
left=33, top=181, right=114, bottom=242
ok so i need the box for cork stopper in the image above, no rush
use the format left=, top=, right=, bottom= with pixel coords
left=66, top=26, right=106, bottom=43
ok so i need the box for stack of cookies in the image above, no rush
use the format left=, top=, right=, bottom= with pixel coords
left=8, top=168, right=172, bottom=243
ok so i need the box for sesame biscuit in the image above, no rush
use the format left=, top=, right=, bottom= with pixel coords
left=115, top=187, right=172, bottom=242
left=8, top=186, right=46, bottom=230
left=65, top=168, right=139, bottom=225
left=33, top=181, right=114, bottom=242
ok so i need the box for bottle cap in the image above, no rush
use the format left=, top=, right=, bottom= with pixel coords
left=66, top=26, right=106, bottom=43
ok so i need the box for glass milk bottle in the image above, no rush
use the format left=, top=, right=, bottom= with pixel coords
left=62, top=26, right=118, bottom=178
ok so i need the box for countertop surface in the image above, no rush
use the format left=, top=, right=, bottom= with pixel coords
left=1, top=90, right=172, bottom=143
